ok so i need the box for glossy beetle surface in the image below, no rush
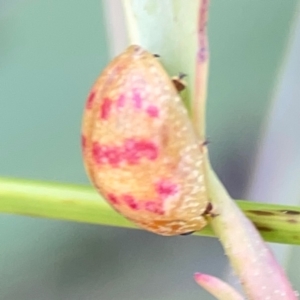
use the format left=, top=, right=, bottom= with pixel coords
left=81, top=45, right=208, bottom=236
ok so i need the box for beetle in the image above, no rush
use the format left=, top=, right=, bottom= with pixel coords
left=81, top=45, right=209, bottom=236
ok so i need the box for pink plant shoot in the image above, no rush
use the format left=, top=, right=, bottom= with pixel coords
left=192, top=1, right=298, bottom=299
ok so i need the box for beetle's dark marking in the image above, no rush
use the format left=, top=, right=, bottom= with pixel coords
left=153, top=54, right=160, bottom=58
left=279, top=210, right=300, bottom=215
left=248, top=210, right=276, bottom=216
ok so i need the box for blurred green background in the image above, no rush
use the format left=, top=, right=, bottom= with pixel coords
left=0, top=0, right=299, bottom=299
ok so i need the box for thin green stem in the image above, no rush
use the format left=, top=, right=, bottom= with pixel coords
left=0, top=177, right=299, bottom=245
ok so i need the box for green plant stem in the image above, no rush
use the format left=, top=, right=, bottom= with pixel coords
left=0, top=177, right=299, bottom=244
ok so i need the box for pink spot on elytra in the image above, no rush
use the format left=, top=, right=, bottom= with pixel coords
left=100, top=97, right=112, bottom=119
left=144, top=201, right=164, bottom=215
left=105, top=147, right=121, bottom=167
left=92, top=142, right=106, bottom=164
left=123, top=139, right=140, bottom=164
left=107, top=193, right=119, bottom=205
left=122, top=194, right=139, bottom=210
left=81, top=135, right=86, bottom=149
left=117, top=94, right=126, bottom=108
left=132, top=91, right=142, bottom=109
left=86, top=90, right=96, bottom=109
left=92, top=142, right=121, bottom=167
left=123, top=139, right=158, bottom=164
left=156, top=180, right=178, bottom=197
left=146, top=105, right=159, bottom=118
left=135, top=140, right=158, bottom=160
left=92, top=139, right=158, bottom=166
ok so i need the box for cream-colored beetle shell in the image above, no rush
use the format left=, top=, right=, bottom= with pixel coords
left=81, top=45, right=209, bottom=236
